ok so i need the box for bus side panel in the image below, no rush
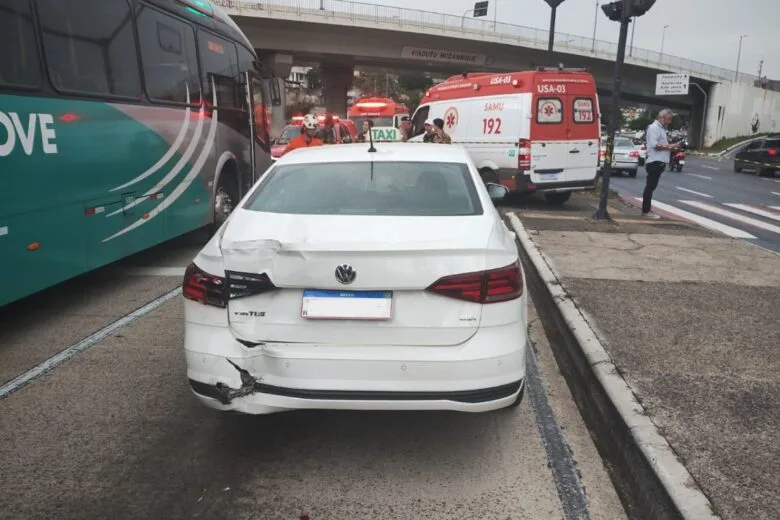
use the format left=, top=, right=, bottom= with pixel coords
left=2, top=205, right=87, bottom=307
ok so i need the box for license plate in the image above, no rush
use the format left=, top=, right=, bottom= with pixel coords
left=301, top=290, right=393, bottom=320
left=678, top=160, right=685, bottom=165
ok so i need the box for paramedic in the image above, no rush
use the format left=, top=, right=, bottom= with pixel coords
left=642, top=109, right=680, bottom=219
left=282, top=114, right=323, bottom=156
left=433, top=118, right=452, bottom=144
left=357, top=119, right=374, bottom=142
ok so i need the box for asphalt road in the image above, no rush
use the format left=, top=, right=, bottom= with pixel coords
left=607, top=155, right=780, bottom=254
left=0, top=234, right=626, bottom=520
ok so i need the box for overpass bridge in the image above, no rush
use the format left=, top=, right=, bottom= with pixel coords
left=214, top=0, right=779, bottom=147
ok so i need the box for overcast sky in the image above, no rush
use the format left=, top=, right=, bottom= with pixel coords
left=378, top=0, right=777, bottom=78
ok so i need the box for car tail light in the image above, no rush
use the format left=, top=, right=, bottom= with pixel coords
left=426, top=261, right=523, bottom=304
left=769, top=148, right=777, bottom=157
left=517, top=139, right=531, bottom=172
left=183, top=263, right=226, bottom=308
left=641, top=145, right=647, bottom=151
left=599, top=149, right=606, bottom=158
left=629, top=150, right=639, bottom=158
left=225, top=270, right=277, bottom=299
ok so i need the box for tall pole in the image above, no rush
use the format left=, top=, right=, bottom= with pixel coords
left=548, top=6, right=557, bottom=59
left=594, top=0, right=632, bottom=221
left=660, top=24, right=669, bottom=58
left=629, top=18, right=636, bottom=56
left=735, top=34, right=747, bottom=82
left=591, top=0, right=598, bottom=52
left=494, top=0, right=498, bottom=31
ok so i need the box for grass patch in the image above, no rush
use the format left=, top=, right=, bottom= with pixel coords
left=702, top=133, right=770, bottom=153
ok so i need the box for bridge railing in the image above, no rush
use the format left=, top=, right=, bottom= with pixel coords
left=215, top=0, right=759, bottom=85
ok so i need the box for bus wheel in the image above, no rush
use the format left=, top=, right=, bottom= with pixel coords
left=479, top=168, right=499, bottom=185
left=544, top=191, right=572, bottom=205
left=213, top=170, right=238, bottom=232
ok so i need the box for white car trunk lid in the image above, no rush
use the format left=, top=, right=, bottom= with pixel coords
left=220, top=210, right=499, bottom=346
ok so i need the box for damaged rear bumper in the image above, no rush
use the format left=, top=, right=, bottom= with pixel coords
left=184, top=314, right=527, bottom=414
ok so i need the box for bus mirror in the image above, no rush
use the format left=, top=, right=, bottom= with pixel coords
left=269, top=78, right=282, bottom=107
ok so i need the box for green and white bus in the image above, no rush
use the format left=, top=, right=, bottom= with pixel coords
left=0, top=0, right=280, bottom=307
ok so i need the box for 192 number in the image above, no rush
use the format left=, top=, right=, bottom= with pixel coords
left=482, top=117, right=502, bottom=134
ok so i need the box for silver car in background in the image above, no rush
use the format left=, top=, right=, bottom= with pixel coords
left=598, top=137, right=640, bottom=177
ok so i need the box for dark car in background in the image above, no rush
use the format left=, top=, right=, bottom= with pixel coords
left=734, top=135, right=780, bottom=177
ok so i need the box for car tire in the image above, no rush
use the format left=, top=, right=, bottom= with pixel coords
left=629, top=169, right=637, bottom=177
left=479, top=168, right=499, bottom=185
left=756, top=167, right=768, bottom=177
left=734, top=163, right=742, bottom=173
left=544, top=191, right=572, bottom=205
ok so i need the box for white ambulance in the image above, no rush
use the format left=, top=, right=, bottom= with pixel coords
left=409, top=68, right=602, bottom=204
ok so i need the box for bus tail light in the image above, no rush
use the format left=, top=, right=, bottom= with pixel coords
left=518, top=139, right=531, bottom=172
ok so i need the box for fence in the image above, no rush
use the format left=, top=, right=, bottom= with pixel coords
left=214, top=0, right=758, bottom=85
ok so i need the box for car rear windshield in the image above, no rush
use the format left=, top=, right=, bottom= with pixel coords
left=615, top=138, right=634, bottom=148
left=765, top=139, right=780, bottom=149
left=244, top=161, right=483, bottom=216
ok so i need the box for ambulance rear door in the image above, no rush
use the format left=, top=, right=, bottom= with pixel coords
left=566, top=83, right=600, bottom=182
left=530, top=78, right=569, bottom=184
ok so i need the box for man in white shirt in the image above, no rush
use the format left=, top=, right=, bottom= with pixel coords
left=642, top=109, right=681, bottom=218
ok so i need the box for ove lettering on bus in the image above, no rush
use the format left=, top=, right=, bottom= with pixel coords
left=0, top=111, right=57, bottom=157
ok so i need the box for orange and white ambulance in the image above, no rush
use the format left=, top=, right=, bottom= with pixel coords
left=348, top=96, right=410, bottom=141
left=409, top=68, right=601, bottom=204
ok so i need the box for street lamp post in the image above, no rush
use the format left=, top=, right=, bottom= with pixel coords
left=591, top=0, right=599, bottom=52
left=660, top=24, right=669, bottom=58
left=735, top=34, right=748, bottom=82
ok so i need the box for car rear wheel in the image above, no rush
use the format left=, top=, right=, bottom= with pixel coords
left=629, top=169, right=637, bottom=177
left=733, top=162, right=742, bottom=173
left=544, top=191, right=572, bottom=205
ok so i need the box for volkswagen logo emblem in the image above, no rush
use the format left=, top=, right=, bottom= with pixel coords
left=335, top=264, right=356, bottom=285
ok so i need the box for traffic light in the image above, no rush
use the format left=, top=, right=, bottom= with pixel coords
left=601, top=0, right=656, bottom=21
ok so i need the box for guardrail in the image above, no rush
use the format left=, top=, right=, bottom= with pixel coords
left=214, top=0, right=758, bottom=85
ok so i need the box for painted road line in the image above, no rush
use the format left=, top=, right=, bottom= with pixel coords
left=723, top=203, right=780, bottom=223
left=687, top=173, right=713, bottom=180
left=525, top=339, right=591, bottom=520
left=772, top=192, right=780, bottom=197
left=680, top=200, right=780, bottom=234
left=676, top=187, right=713, bottom=198
left=771, top=206, right=780, bottom=211
left=633, top=198, right=755, bottom=239
left=0, top=287, right=183, bottom=400
left=701, top=165, right=718, bottom=170
left=126, top=266, right=187, bottom=277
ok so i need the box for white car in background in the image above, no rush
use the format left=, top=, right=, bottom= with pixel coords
left=183, top=143, right=528, bottom=414
left=598, top=136, right=640, bottom=177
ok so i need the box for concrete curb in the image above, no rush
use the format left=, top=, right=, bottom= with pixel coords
left=508, top=213, right=720, bottom=520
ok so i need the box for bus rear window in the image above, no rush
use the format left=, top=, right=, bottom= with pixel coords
left=536, top=98, right=562, bottom=124
left=0, top=0, right=41, bottom=89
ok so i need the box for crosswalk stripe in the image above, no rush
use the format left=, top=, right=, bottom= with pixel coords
left=723, top=204, right=780, bottom=223
left=771, top=192, right=780, bottom=197
left=676, top=187, right=712, bottom=198
left=680, top=200, right=780, bottom=234
left=633, top=198, right=756, bottom=239
left=771, top=205, right=780, bottom=211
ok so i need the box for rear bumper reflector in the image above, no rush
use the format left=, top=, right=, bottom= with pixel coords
left=189, top=379, right=523, bottom=404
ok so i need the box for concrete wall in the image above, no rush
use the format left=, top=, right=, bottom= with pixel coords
left=704, top=83, right=780, bottom=147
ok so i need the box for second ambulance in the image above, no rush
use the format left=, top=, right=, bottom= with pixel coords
left=410, top=68, right=601, bottom=205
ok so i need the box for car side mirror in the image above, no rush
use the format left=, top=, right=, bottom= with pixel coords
left=486, top=182, right=509, bottom=204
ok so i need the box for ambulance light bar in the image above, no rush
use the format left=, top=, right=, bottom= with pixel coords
left=354, top=102, right=388, bottom=109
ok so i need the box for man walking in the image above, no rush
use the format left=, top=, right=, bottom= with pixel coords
left=642, top=109, right=680, bottom=218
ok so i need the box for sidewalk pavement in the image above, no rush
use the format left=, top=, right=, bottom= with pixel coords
left=504, top=192, right=780, bottom=520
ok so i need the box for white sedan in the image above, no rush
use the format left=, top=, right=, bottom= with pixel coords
left=183, top=143, right=528, bottom=414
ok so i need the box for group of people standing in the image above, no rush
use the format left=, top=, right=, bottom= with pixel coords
left=356, top=117, right=451, bottom=144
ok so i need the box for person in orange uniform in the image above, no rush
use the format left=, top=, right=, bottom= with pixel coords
left=282, top=114, right=323, bottom=156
